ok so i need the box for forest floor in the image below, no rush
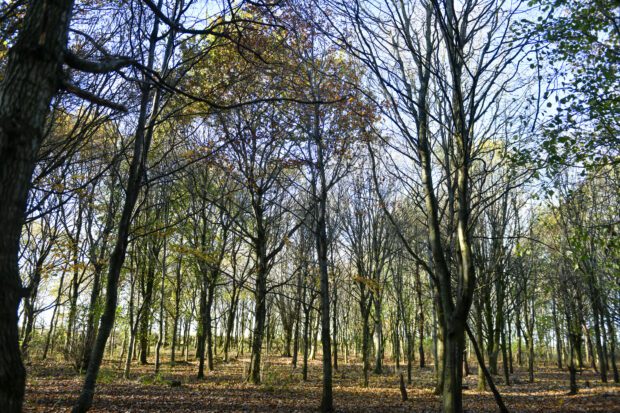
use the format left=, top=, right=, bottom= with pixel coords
left=24, top=354, right=620, bottom=412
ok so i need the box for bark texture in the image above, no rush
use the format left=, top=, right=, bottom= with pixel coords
left=0, top=0, right=75, bottom=410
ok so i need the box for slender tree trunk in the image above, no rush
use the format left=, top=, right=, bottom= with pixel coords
left=292, top=272, right=302, bottom=369
left=139, top=260, right=156, bottom=365
left=282, top=312, right=293, bottom=357
left=72, top=4, right=170, bottom=408
left=528, top=335, right=535, bottom=383
left=248, top=250, right=268, bottom=384
left=21, top=296, right=37, bottom=359
left=124, top=327, right=137, bottom=379
left=124, top=264, right=138, bottom=379
left=433, top=300, right=445, bottom=395
left=406, top=327, right=413, bottom=384
left=302, top=307, right=311, bottom=381
left=81, top=181, right=116, bottom=372
left=415, top=266, right=425, bottom=368
left=524, top=298, right=536, bottom=383
left=43, top=268, right=67, bottom=359
left=584, top=323, right=594, bottom=370
left=21, top=263, right=45, bottom=359
left=65, top=210, right=83, bottom=359
left=155, top=239, right=167, bottom=374
left=373, top=296, right=383, bottom=374
left=552, top=298, right=563, bottom=370
left=206, top=275, right=216, bottom=371
left=507, top=318, right=514, bottom=374
left=332, top=285, right=338, bottom=371
left=238, top=301, right=245, bottom=357
left=592, top=308, right=607, bottom=382
left=476, top=302, right=486, bottom=391
left=361, top=309, right=371, bottom=387
left=171, top=253, right=182, bottom=365
left=501, top=324, right=510, bottom=386
left=394, top=313, right=401, bottom=369
left=566, top=312, right=579, bottom=395
left=516, top=314, right=523, bottom=367
left=183, top=315, right=190, bottom=362
left=316, top=191, right=333, bottom=412
left=51, top=307, right=66, bottom=357
left=605, top=311, right=619, bottom=383
left=223, top=288, right=238, bottom=362
left=463, top=345, right=470, bottom=377
left=465, top=324, right=509, bottom=413
left=311, top=310, right=320, bottom=360
left=81, top=264, right=103, bottom=371
left=197, top=284, right=207, bottom=378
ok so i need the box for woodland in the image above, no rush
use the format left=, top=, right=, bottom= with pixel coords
left=0, top=0, right=619, bottom=412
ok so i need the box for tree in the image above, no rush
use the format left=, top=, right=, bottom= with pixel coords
left=329, top=0, right=531, bottom=410
left=529, top=0, right=619, bottom=169
left=0, top=0, right=131, bottom=408
left=73, top=1, right=180, bottom=409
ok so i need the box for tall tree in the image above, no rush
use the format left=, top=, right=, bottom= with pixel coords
left=0, top=0, right=132, bottom=408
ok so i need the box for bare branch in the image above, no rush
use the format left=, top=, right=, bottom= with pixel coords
left=61, top=80, right=128, bottom=112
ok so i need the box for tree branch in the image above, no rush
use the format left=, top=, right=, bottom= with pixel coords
left=64, top=50, right=136, bottom=74
left=61, top=80, right=128, bottom=112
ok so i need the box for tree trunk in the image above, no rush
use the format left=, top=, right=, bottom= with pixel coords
left=465, top=324, right=509, bottom=413
left=441, top=326, right=465, bottom=413
left=507, top=318, right=514, bottom=374
left=81, top=182, right=116, bottom=372
left=65, top=209, right=83, bottom=360
left=0, top=0, right=75, bottom=408
left=552, top=298, right=563, bottom=370
left=81, top=264, right=103, bottom=371
left=316, top=188, right=333, bottom=412
left=183, top=315, right=190, bottom=362
left=605, top=311, right=619, bottom=383
left=43, top=268, right=67, bottom=360
left=139, top=260, right=156, bottom=365
left=361, top=308, right=371, bottom=387
left=302, top=307, right=311, bottom=381
left=400, top=373, right=408, bottom=401
left=433, top=300, right=445, bottom=395
left=332, top=284, right=338, bottom=371
left=516, top=313, right=523, bottom=367
left=21, top=263, right=45, bottom=359
left=20, top=297, right=37, bottom=359
left=566, top=312, right=580, bottom=395
left=407, top=329, right=414, bottom=385
left=528, top=335, right=535, bottom=383
left=393, top=313, right=401, bottom=369
left=124, top=327, right=137, bottom=379
left=415, top=266, right=425, bottom=368
left=584, top=323, right=595, bottom=370
left=206, top=275, right=216, bottom=371
left=373, top=296, right=383, bottom=374
left=224, top=288, right=238, bottom=362
left=248, top=252, right=267, bottom=384
left=72, top=3, right=168, bottom=407
left=171, top=253, right=182, bottom=365
left=292, top=272, right=302, bottom=369
left=311, top=309, right=320, bottom=360
left=155, top=239, right=167, bottom=374
left=475, top=303, right=486, bottom=391
left=197, top=284, right=207, bottom=378
left=591, top=309, right=607, bottom=382
left=282, top=313, right=293, bottom=357
left=501, top=324, right=510, bottom=386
